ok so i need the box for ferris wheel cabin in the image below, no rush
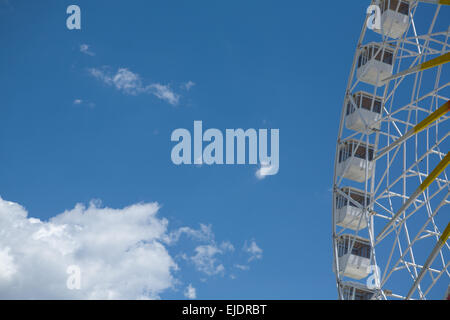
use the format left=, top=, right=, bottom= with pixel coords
left=335, top=187, right=371, bottom=231
left=336, top=140, right=375, bottom=182
left=340, top=281, right=376, bottom=300
left=346, top=91, right=383, bottom=132
left=373, top=0, right=410, bottom=39
left=356, top=43, right=394, bottom=86
left=336, top=234, right=371, bottom=280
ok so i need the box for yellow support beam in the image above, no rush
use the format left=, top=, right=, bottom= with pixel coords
left=419, top=0, right=450, bottom=5
left=383, top=52, right=450, bottom=82
left=440, top=222, right=450, bottom=243
left=375, top=100, right=450, bottom=160
left=378, top=152, right=450, bottom=240
left=420, top=52, right=450, bottom=71
left=414, top=100, right=450, bottom=133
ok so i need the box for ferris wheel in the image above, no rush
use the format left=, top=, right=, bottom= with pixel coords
left=332, top=0, right=450, bottom=300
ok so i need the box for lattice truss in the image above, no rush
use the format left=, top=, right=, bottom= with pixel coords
left=332, top=0, right=449, bottom=300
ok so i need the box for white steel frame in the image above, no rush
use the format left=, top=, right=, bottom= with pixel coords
left=332, top=0, right=449, bottom=300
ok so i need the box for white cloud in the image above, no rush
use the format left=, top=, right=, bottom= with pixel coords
left=0, top=196, right=262, bottom=299
left=190, top=245, right=225, bottom=276
left=234, top=264, right=250, bottom=271
left=244, top=240, right=263, bottom=262
left=166, top=224, right=213, bottom=244
left=89, top=67, right=142, bottom=95
left=80, top=44, right=95, bottom=56
left=184, top=284, right=196, bottom=299
left=220, top=241, right=235, bottom=252
left=255, top=163, right=275, bottom=180
left=146, top=83, right=180, bottom=105
left=182, top=81, right=195, bottom=91
left=0, top=197, right=177, bottom=299
left=112, top=68, right=143, bottom=95
left=188, top=240, right=235, bottom=276
left=0, top=247, right=16, bottom=281
left=73, top=99, right=95, bottom=108
left=88, top=67, right=180, bottom=105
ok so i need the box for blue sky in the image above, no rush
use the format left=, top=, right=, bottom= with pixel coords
left=0, top=1, right=417, bottom=299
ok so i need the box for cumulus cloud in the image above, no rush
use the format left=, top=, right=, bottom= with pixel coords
left=0, top=197, right=262, bottom=299
left=0, top=197, right=178, bottom=299
left=80, top=44, right=95, bottom=56
left=184, top=284, right=196, bottom=299
left=88, top=67, right=180, bottom=105
left=244, top=240, right=263, bottom=262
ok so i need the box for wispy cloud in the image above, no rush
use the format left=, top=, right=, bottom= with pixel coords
left=88, top=67, right=180, bottom=105
left=190, top=245, right=226, bottom=276
left=80, top=44, right=95, bottom=56
left=234, top=264, right=250, bottom=271
left=181, top=81, right=195, bottom=91
left=165, top=224, right=214, bottom=244
left=146, top=83, right=180, bottom=106
left=187, top=240, right=235, bottom=276
left=184, top=284, right=197, bottom=299
left=244, top=240, right=263, bottom=262
left=73, top=99, right=95, bottom=108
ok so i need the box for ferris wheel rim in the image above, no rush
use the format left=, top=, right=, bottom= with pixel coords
left=332, top=0, right=449, bottom=300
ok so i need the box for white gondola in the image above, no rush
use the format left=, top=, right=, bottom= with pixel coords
left=346, top=91, right=383, bottom=132
left=340, top=281, right=376, bottom=300
left=356, top=43, right=394, bottom=86
left=336, top=140, right=375, bottom=182
left=373, top=0, right=410, bottom=39
left=336, top=234, right=371, bottom=280
left=335, top=187, right=371, bottom=231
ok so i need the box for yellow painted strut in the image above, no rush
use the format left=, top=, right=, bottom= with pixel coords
left=383, top=52, right=450, bottom=82
left=378, top=152, right=450, bottom=240
left=375, top=100, right=450, bottom=160
left=419, top=0, right=450, bottom=4
left=406, top=222, right=450, bottom=299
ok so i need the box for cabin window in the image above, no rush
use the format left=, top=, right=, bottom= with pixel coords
left=338, top=238, right=371, bottom=258
left=342, top=286, right=373, bottom=300
left=354, top=144, right=374, bottom=161
left=382, top=49, right=393, bottom=65
left=349, top=191, right=370, bottom=207
left=347, top=94, right=382, bottom=115
left=361, top=94, right=382, bottom=113
left=355, top=289, right=373, bottom=300
left=358, top=46, right=393, bottom=67
left=339, top=142, right=374, bottom=163
left=373, top=46, right=393, bottom=65
left=358, top=53, right=364, bottom=68
left=346, top=100, right=354, bottom=115
left=336, top=190, right=371, bottom=209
